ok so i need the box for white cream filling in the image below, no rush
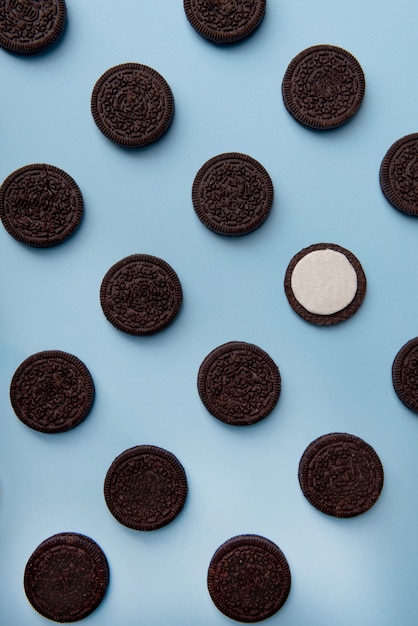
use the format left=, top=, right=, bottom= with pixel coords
left=290, top=248, right=357, bottom=315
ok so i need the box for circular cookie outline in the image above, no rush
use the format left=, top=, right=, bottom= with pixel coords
left=284, top=243, right=366, bottom=325
left=0, top=163, right=83, bottom=247
left=100, top=253, right=183, bottom=336
left=207, top=534, right=291, bottom=623
left=0, top=0, right=67, bottom=55
left=392, top=337, right=418, bottom=412
left=104, top=445, right=188, bottom=531
left=10, top=350, right=95, bottom=434
left=183, top=0, right=266, bottom=45
left=192, top=152, right=274, bottom=236
left=282, top=44, right=365, bottom=130
left=24, top=532, right=109, bottom=623
left=298, top=432, right=384, bottom=518
left=197, top=341, right=281, bottom=426
left=379, top=133, right=418, bottom=216
left=91, top=63, right=174, bottom=148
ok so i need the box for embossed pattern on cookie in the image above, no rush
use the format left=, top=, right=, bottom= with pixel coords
left=298, top=433, right=384, bottom=518
left=24, top=532, right=109, bottom=623
left=392, top=337, right=418, bottom=412
left=198, top=341, right=281, bottom=426
left=192, top=153, right=274, bottom=235
left=207, top=534, right=291, bottom=623
left=184, top=0, right=266, bottom=44
left=284, top=243, right=366, bottom=325
left=0, top=0, right=67, bottom=55
left=91, top=63, right=174, bottom=148
left=10, top=351, right=95, bottom=434
left=379, top=134, right=418, bottom=216
left=0, top=164, right=83, bottom=247
left=104, top=445, right=188, bottom=531
left=282, top=45, right=365, bottom=129
left=100, top=254, right=183, bottom=336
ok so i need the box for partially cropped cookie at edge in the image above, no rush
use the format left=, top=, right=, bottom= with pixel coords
left=104, top=445, right=188, bottom=530
left=100, top=254, right=183, bottom=336
left=192, top=153, right=274, bottom=236
left=10, top=351, right=95, bottom=434
left=207, top=534, right=291, bottom=623
left=392, top=337, right=418, bottom=412
left=284, top=243, right=366, bottom=325
left=91, top=63, right=174, bottom=148
left=282, top=44, right=365, bottom=130
left=0, top=0, right=67, bottom=55
left=298, top=433, right=384, bottom=518
left=198, top=341, right=281, bottom=426
left=380, top=134, right=418, bottom=216
left=0, top=164, right=83, bottom=247
left=24, top=532, right=109, bottom=622
left=184, top=0, right=266, bottom=44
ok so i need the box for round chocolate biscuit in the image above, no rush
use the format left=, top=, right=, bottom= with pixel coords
left=104, top=445, right=188, bottom=531
left=298, top=433, right=384, bottom=518
left=207, top=534, right=291, bottom=623
left=198, top=341, right=281, bottom=426
left=184, top=0, right=266, bottom=45
left=192, top=153, right=274, bottom=236
left=10, top=350, right=94, bottom=434
left=24, top=532, right=109, bottom=623
left=100, top=254, right=182, bottom=336
left=0, top=164, right=83, bottom=247
left=284, top=243, right=366, bottom=325
left=0, top=0, right=66, bottom=55
left=392, top=337, right=418, bottom=412
left=282, top=44, right=365, bottom=130
left=91, top=63, right=174, bottom=148
left=380, top=133, right=418, bottom=216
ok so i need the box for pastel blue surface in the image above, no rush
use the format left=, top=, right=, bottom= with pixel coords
left=1, top=1, right=418, bottom=624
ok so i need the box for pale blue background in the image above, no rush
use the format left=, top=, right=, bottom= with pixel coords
left=1, top=1, right=418, bottom=624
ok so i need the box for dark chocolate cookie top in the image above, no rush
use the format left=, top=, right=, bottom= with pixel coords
left=380, top=134, right=418, bottom=216
left=104, top=445, right=188, bottom=531
left=91, top=63, right=174, bottom=148
left=184, top=0, right=266, bottom=44
left=282, top=44, right=365, bottom=129
left=100, top=254, right=182, bottom=336
left=298, top=433, right=384, bottom=518
left=192, top=153, right=274, bottom=236
left=0, top=164, right=83, bottom=247
left=284, top=243, right=366, bottom=326
left=0, top=0, right=66, bottom=55
left=10, top=350, right=94, bottom=434
left=24, top=532, right=109, bottom=623
left=207, top=534, right=291, bottom=623
left=198, top=341, right=281, bottom=426
left=392, top=337, right=418, bottom=412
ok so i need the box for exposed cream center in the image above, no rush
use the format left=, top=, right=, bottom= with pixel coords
left=291, top=249, right=357, bottom=315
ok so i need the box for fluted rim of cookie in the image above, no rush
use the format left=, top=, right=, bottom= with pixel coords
left=379, top=133, right=418, bottom=216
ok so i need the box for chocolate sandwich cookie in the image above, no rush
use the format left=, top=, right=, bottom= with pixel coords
left=91, top=63, right=174, bottom=148
left=380, top=133, right=418, bottom=216
left=0, top=164, right=83, bottom=247
left=24, top=532, right=109, bottom=622
left=284, top=243, right=366, bottom=325
left=282, top=45, right=365, bottom=129
left=104, top=445, right=188, bottom=531
left=207, top=534, right=291, bottom=622
left=100, top=254, right=182, bottom=336
left=198, top=341, right=281, bottom=426
left=298, top=433, right=384, bottom=518
left=0, top=0, right=67, bottom=55
left=192, top=153, right=274, bottom=235
left=184, top=0, right=266, bottom=44
left=10, top=351, right=94, bottom=434
left=392, top=337, right=418, bottom=412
